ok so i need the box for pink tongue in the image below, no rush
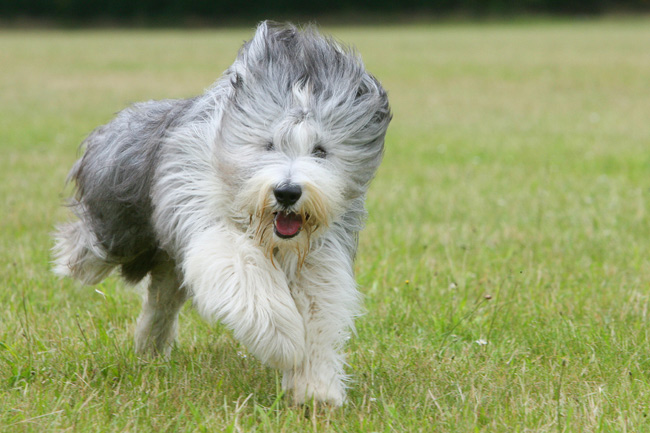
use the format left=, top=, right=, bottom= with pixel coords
left=275, top=212, right=302, bottom=236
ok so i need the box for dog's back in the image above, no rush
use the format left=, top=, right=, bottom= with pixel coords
left=53, top=98, right=195, bottom=284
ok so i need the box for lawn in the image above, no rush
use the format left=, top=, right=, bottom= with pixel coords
left=2, top=18, right=650, bottom=432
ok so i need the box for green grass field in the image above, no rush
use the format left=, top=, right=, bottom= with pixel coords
left=2, top=18, right=650, bottom=432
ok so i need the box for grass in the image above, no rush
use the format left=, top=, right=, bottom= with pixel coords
left=2, top=18, right=650, bottom=432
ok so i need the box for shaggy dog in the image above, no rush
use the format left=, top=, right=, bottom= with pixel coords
left=53, top=21, right=391, bottom=406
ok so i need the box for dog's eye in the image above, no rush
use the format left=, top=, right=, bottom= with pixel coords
left=266, top=142, right=274, bottom=151
left=312, top=146, right=327, bottom=159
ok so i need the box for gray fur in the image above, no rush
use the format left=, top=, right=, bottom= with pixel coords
left=67, top=97, right=198, bottom=282
left=221, top=23, right=390, bottom=199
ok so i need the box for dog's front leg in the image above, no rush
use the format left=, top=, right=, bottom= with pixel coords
left=282, top=244, right=361, bottom=406
left=183, top=225, right=305, bottom=370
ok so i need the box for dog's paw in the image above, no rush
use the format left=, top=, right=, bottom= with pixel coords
left=294, top=382, right=346, bottom=407
left=256, top=328, right=306, bottom=371
left=245, top=310, right=306, bottom=370
left=134, top=317, right=176, bottom=360
left=283, top=370, right=346, bottom=407
left=134, top=338, right=173, bottom=360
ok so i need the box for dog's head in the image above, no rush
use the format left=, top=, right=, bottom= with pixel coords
left=217, top=22, right=391, bottom=260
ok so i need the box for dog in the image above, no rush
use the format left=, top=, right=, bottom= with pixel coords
left=53, top=21, right=391, bottom=406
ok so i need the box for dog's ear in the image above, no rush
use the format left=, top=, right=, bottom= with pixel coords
left=241, top=21, right=298, bottom=67
left=230, top=72, right=243, bottom=90
left=231, top=21, right=272, bottom=86
left=231, top=21, right=298, bottom=92
left=247, top=21, right=273, bottom=63
left=354, top=74, right=392, bottom=137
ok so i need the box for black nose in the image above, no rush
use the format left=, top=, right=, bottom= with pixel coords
left=274, top=183, right=302, bottom=207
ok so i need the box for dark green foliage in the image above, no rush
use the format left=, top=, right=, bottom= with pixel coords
left=2, top=0, right=649, bottom=21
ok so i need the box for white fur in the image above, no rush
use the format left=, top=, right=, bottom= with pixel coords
left=184, top=226, right=306, bottom=370
left=52, top=219, right=115, bottom=285
left=282, top=237, right=362, bottom=405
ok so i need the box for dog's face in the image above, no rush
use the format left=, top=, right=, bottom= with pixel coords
left=216, top=23, right=391, bottom=259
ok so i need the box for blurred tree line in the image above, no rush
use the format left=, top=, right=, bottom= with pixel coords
left=1, top=0, right=649, bottom=21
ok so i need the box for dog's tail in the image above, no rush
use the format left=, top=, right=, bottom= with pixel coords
left=52, top=221, right=116, bottom=285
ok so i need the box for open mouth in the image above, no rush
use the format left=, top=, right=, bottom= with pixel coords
left=273, top=211, right=303, bottom=239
